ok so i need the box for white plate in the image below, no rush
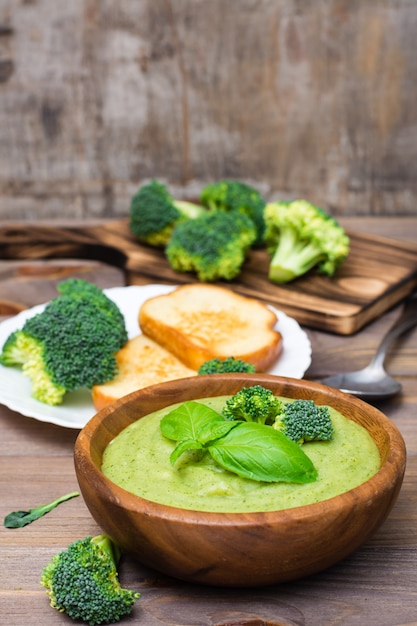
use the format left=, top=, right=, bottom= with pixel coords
left=0, top=284, right=312, bottom=429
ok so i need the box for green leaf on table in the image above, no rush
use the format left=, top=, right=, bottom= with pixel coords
left=3, top=491, right=79, bottom=528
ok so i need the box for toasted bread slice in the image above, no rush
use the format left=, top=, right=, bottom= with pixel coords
left=138, top=284, right=283, bottom=371
left=92, top=334, right=196, bottom=410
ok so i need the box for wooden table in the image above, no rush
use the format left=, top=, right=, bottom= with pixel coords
left=1, top=217, right=416, bottom=626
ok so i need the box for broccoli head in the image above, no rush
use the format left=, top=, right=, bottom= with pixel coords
left=273, top=399, right=334, bottom=445
left=41, top=534, right=140, bottom=626
left=165, top=210, right=257, bottom=282
left=198, top=356, right=256, bottom=375
left=200, top=179, right=266, bottom=246
left=129, top=179, right=205, bottom=246
left=0, top=279, right=128, bottom=405
left=264, top=199, right=350, bottom=283
left=57, top=278, right=127, bottom=348
left=222, top=384, right=282, bottom=425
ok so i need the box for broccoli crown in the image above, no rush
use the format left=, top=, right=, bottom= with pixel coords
left=41, top=535, right=140, bottom=626
left=200, top=179, right=266, bottom=246
left=264, top=200, right=350, bottom=283
left=129, top=180, right=205, bottom=246
left=165, top=210, right=256, bottom=282
left=0, top=279, right=128, bottom=405
left=198, top=356, right=256, bottom=375
left=57, top=278, right=128, bottom=348
left=27, top=297, right=123, bottom=382
left=274, top=399, right=334, bottom=444
left=129, top=179, right=180, bottom=246
left=222, top=384, right=283, bottom=425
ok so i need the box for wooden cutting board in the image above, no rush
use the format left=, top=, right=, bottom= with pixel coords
left=1, top=220, right=417, bottom=334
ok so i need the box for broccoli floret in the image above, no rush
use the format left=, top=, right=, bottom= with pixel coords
left=0, top=330, right=28, bottom=367
left=200, top=179, right=266, bottom=246
left=129, top=179, right=205, bottom=246
left=273, top=399, right=334, bottom=444
left=198, top=356, right=256, bottom=375
left=222, top=384, right=282, bottom=425
left=166, top=210, right=256, bottom=282
left=41, top=534, right=140, bottom=625
left=264, top=199, right=350, bottom=283
left=57, top=279, right=128, bottom=348
left=0, top=279, right=128, bottom=405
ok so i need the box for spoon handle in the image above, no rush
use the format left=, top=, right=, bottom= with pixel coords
left=372, top=291, right=417, bottom=368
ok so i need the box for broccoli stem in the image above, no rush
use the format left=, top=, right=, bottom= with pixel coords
left=173, top=200, right=205, bottom=219
left=269, top=227, right=325, bottom=283
left=3, top=491, right=79, bottom=528
left=91, top=534, right=122, bottom=567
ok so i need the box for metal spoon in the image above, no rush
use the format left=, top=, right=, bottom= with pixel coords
left=321, top=291, right=417, bottom=400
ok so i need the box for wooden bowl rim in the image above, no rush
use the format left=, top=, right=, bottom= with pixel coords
left=74, top=374, right=406, bottom=525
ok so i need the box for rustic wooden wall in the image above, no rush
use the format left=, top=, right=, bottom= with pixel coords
left=0, top=0, right=416, bottom=220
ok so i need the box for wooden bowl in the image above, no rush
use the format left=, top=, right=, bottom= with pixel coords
left=74, top=374, right=406, bottom=587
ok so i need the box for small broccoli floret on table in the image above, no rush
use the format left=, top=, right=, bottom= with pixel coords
left=222, top=384, right=283, bottom=425
left=264, top=199, right=350, bottom=283
left=200, top=179, right=266, bottom=246
left=273, top=399, right=334, bottom=445
left=41, top=534, right=140, bottom=626
left=129, top=179, right=205, bottom=246
left=198, top=356, right=256, bottom=375
left=0, top=279, right=128, bottom=405
left=166, top=210, right=257, bottom=282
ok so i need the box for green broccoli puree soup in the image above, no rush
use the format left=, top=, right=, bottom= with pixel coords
left=101, top=396, right=381, bottom=513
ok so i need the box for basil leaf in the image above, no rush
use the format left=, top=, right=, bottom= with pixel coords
left=160, top=401, right=231, bottom=443
left=197, top=419, right=238, bottom=444
left=162, top=401, right=238, bottom=465
left=170, top=439, right=205, bottom=466
left=208, top=422, right=318, bottom=484
left=161, top=401, right=318, bottom=484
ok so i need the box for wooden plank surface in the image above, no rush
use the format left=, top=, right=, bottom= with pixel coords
left=1, top=219, right=417, bottom=334
left=1, top=2, right=417, bottom=220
